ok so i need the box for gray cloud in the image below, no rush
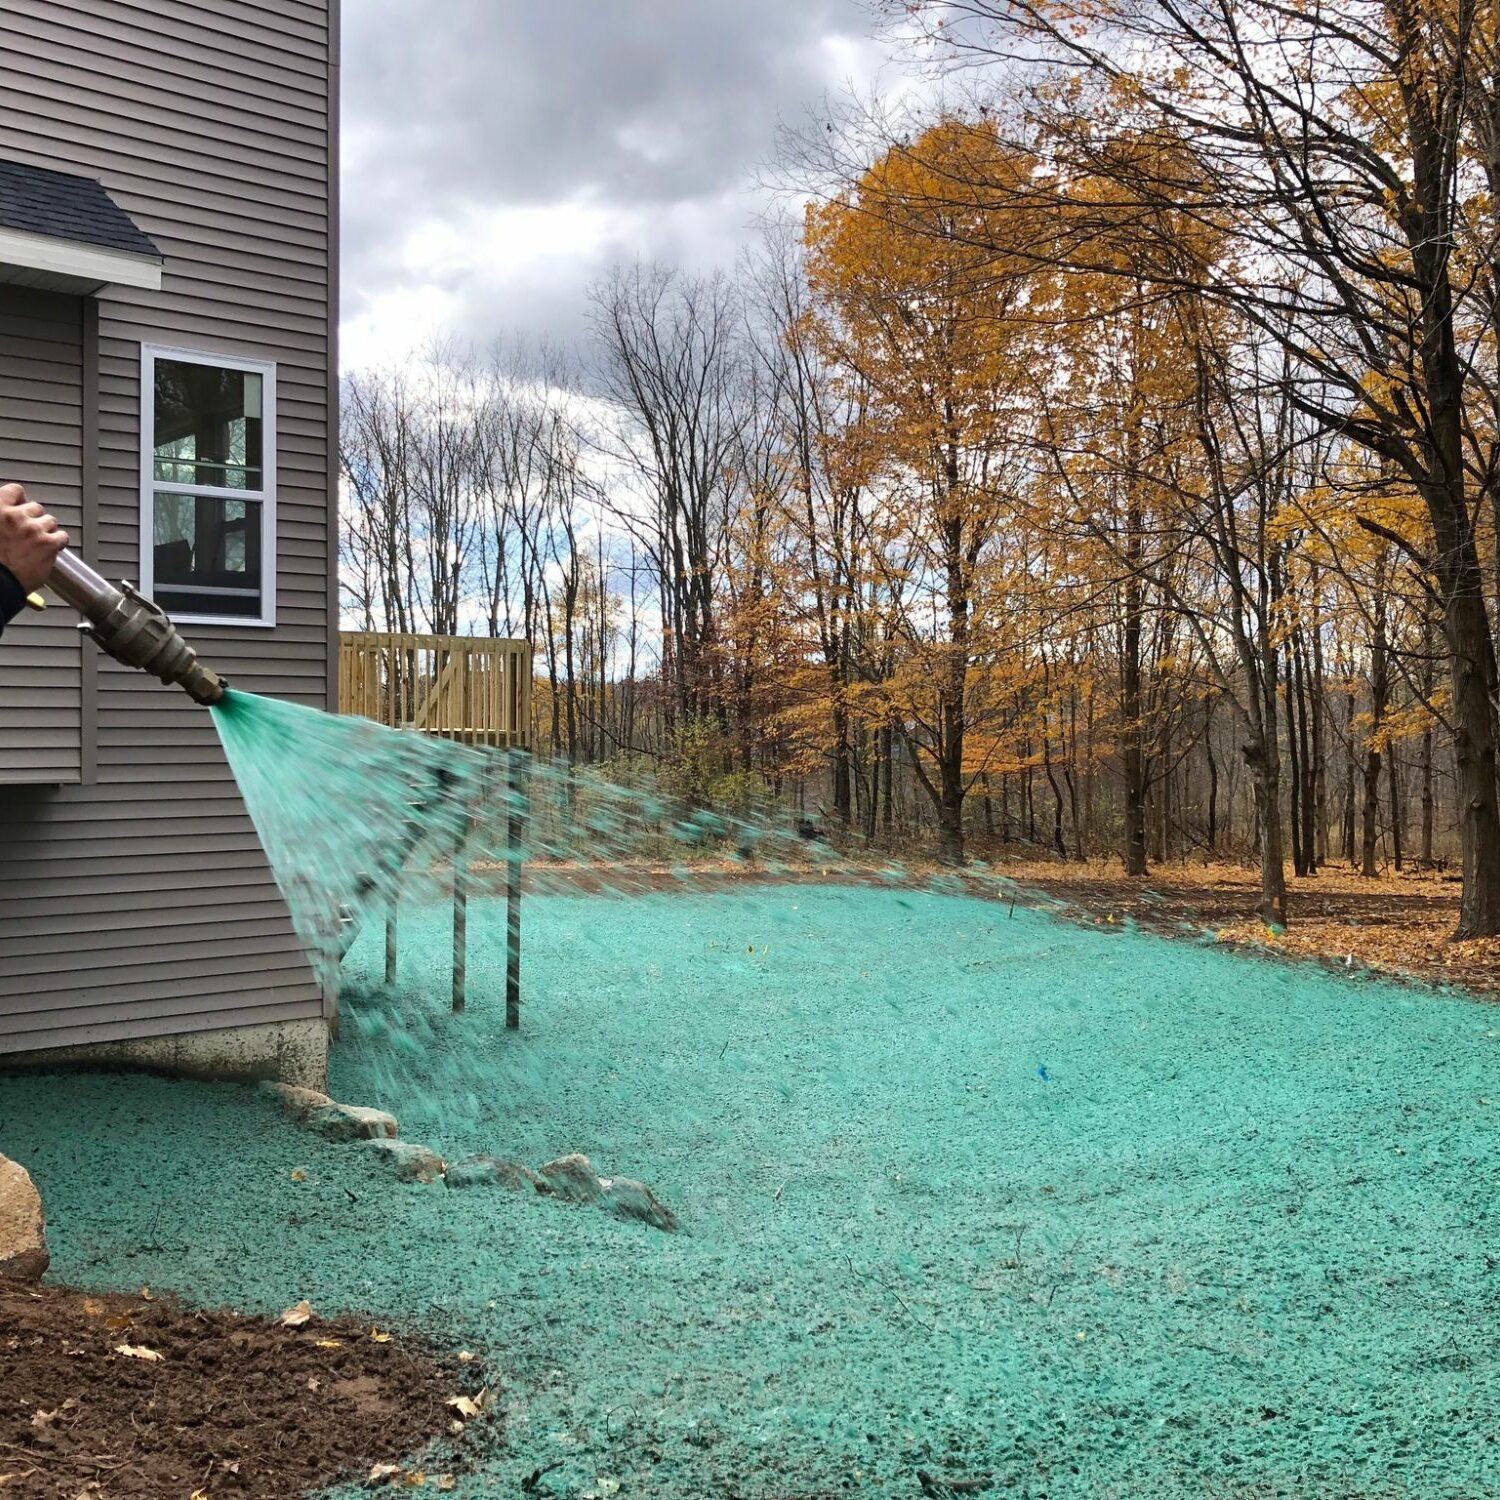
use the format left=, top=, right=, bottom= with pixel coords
left=339, top=0, right=902, bottom=363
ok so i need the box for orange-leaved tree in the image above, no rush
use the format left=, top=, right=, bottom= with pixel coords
left=805, top=120, right=1052, bottom=864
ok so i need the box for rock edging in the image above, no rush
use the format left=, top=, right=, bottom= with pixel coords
left=261, top=1084, right=676, bottom=1230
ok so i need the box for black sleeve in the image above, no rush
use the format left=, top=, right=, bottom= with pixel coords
left=0, top=564, right=24, bottom=639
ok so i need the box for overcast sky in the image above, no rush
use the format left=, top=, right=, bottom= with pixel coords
left=338, top=1, right=922, bottom=370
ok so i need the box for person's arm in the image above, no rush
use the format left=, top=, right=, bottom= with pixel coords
left=0, top=483, right=67, bottom=640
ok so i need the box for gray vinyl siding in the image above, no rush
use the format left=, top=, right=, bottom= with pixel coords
left=0, top=289, right=84, bottom=784
left=0, top=0, right=333, bottom=1052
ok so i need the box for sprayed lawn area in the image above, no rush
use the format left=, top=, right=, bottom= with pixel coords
left=5, top=886, right=1500, bottom=1497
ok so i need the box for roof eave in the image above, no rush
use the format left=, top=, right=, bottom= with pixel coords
left=0, top=224, right=162, bottom=294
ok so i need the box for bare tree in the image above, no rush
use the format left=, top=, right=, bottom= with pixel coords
left=589, top=263, right=749, bottom=734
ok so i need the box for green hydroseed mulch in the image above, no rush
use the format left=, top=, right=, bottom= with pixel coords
left=5, top=885, right=1499, bottom=1498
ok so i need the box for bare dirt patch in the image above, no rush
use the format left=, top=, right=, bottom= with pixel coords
left=997, top=858, right=1500, bottom=996
left=0, top=1282, right=485, bottom=1498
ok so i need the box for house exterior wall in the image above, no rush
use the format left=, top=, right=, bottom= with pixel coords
left=0, top=0, right=338, bottom=1075
left=0, top=288, right=86, bottom=786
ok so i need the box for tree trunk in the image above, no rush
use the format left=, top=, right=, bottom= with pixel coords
left=881, top=724, right=894, bottom=834
left=1284, top=640, right=1307, bottom=877
left=1441, top=586, right=1500, bottom=934
left=1421, top=724, right=1435, bottom=866
left=1361, top=608, right=1389, bottom=879
left=831, top=700, right=853, bottom=827
left=1421, top=608, right=1436, bottom=866
left=1296, top=630, right=1317, bottom=873
left=1246, top=735, right=1289, bottom=927
left=1388, top=747, right=1403, bottom=872
left=1342, top=675, right=1357, bottom=865
left=1310, top=603, right=1328, bottom=866
left=937, top=779, right=965, bottom=866
left=1121, top=512, right=1148, bottom=875
left=1043, top=736, right=1067, bottom=857
left=1408, top=199, right=1500, bottom=935
left=1205, top=701, right=1219, bottom=854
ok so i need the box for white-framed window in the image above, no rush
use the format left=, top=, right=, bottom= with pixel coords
left=140, top=344, right=276, bottom=626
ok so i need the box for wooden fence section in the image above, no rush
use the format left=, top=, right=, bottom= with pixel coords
left=338, top=632, right=532, bottom=748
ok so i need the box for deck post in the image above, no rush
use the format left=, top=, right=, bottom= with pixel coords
left=321, top=941, right=340, bottom=1039
left=506, top=746, right=525, bottom=1030
left=385, top=898, right=398, bottom=987
left=452, top=807, right=469, bottom=1014
left=335, top=630, right=531, bottom=1021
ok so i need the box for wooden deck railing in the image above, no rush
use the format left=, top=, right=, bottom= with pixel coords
left=338, top=631, right=532, bottom=748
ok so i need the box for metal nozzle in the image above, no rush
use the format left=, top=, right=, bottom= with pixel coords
left=44, top=549, right=228, bottom=706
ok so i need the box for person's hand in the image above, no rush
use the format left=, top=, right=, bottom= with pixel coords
left=0, top=482, right=67, bottom=591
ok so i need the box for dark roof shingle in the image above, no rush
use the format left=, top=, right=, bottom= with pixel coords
left=0, top=159, right=160, bottom=260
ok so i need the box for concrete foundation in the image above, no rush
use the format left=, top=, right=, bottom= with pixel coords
left=0, top=1019, right=329, bottom=1091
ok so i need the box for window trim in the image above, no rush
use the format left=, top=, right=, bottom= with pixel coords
left=139, top=342, right=277, bottom=628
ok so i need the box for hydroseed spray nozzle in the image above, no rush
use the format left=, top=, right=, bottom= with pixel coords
left=36, top=549, right=228, bottom=706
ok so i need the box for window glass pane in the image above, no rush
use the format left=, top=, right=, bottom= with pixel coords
left=153, top=491, right=263, bottom=618
left=153, top=359, right=263, bottom=490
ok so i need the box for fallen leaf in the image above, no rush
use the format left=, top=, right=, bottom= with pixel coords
left=456, top=1350, right=476, bottom=1362
left=191, top=1490, right=210, bottom=1500
left=368, top=1462, right=402, bottom=1483
left=306, top=1376, right=320, bottom=1392
left=404, top=1474, right=426, bottom=1488
left=0, top=1474, right=36, bottom=1487
left=30, top=1410, right=57, bottom=1431
left=80, top=1298, right=106, bottom=1318
left=435, top=1479, right=456, bottom=1493
left=114, top=1344, right=164, bottom=1362
left=314, top=1338, right=343, bottom=1349
left=370, top=1329, right=394, bottom=1343
left=290, top=1169, right=308, bottom=1183
left=105, top=1314, right=133, bottom=1332
left=139, top=1287, right=153, bottom=1301
left=446, top=1395, right=482, bottom=1420
left=277, top=1300, right=313, bottom=1328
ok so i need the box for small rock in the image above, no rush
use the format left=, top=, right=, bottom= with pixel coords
left=362, top=1140, right=445, bottom=1183
left=600, top=1176, right=677, bottom=1233
left=445, top=1156, right=541, bottom=1192
left=257, top=1081, right=334, bottom=1121
left=306, top=1103, right=399, bottom=1142
left=538, top=1153, right=603, bottom=1203
left=0, top=1154, right=49, bottom=1282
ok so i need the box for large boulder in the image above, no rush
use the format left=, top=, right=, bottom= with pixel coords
left=0, top=1155, right=49, bottom=1282
left=538, top=1153, right=603, bottom=1204
left=445, top=1156, right=541, bottom=1192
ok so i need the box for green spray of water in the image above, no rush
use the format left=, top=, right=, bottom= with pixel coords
left=211, top=689, right=494, bottom=971
left=208, top=687, right=947, bottom=1117
left=209, top=688, right=887, bottom=953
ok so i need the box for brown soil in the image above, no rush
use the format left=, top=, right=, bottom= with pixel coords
left=993, top=858, right=1500, bottom=997
left=0, top=1283, right=484, bottom=1498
